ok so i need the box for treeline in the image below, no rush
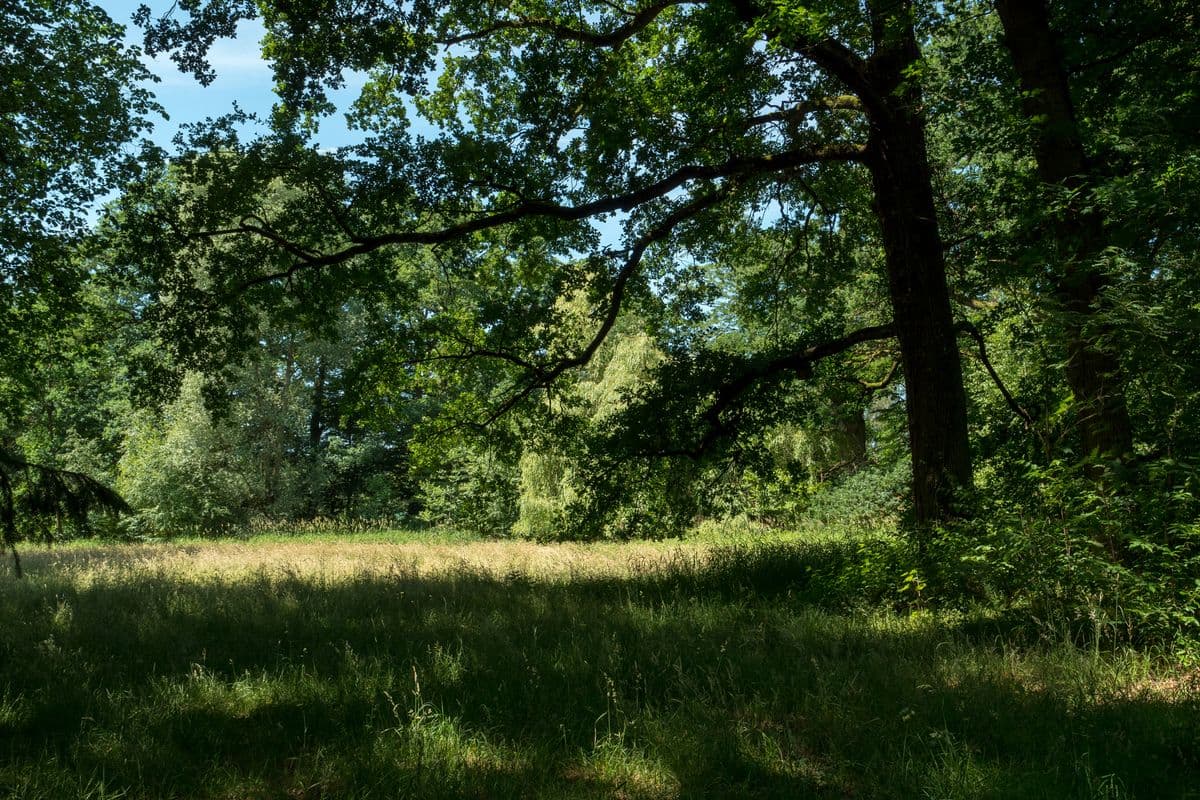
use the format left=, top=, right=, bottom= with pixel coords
left=6, top=279, right=905, bottom=539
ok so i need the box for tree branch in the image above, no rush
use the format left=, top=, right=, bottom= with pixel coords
left=662, top=323, right=897, bottom=459
left=475, top=185, right=735, bottom=427
left=955, top=321, right=1035, bottom=429
left=223, top=143, right=868, bottom=293
left=853, top=359, right=899, bottom=392
left=744, top=95, right=865, bottom=128
left=728, top=0, right=883, bottom=115
left=438, top=0, right=698, bottom=47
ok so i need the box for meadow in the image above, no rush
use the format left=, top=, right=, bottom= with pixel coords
left=0, top=527, right=1196, bottom=799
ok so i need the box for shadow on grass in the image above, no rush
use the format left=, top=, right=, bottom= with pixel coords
left=0, top=541, right=1196, bottom=798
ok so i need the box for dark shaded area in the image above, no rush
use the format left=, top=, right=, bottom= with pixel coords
left=0, top=545, right=1196, bottom=798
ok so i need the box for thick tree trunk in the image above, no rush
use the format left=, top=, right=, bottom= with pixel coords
left=994, top=0, right=1134, bottom=463
left=868, top=112, right=974, bottom=522
left=862, top=3, right=974, bottom=523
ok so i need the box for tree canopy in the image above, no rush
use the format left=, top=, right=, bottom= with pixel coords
left=0, top=0, right=1196, bottom=630
left=0, top=0, right=160, bottom=570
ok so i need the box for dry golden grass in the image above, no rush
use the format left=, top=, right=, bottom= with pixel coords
left=6, top=537, right=714, bottom=583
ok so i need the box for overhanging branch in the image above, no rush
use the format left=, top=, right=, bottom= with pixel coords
left=955, top=321, right=1035, bottom=430
left=475, top=185, right=735, bottom=427
left=439, top=0, right=699, bottom=47
left=224, top=142, right=868, bottom=293
left=662, top=322, right=897, bottom=459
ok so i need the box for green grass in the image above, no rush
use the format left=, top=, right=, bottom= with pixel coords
left=0, top=530, right=1196, bottom=799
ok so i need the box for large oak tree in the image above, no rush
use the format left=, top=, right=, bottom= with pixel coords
left=127, top=0, right=983, bottom=522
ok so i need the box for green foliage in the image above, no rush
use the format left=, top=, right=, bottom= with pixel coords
left=901, top=457, right=1200, bottom=648
left=118, top=373, right=254, bottom=536
left=512, top=448, right=576, bottom=540
left=801, top=459, right=910, bottom=529
left=0, top=0, right=159, bottom=269
left=4, top=0, right=1200, bottom=666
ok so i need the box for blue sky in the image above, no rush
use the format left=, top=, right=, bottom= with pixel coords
left=99, top=0, right=366, bottom=151
left=95, top=1, right=628, bottom=246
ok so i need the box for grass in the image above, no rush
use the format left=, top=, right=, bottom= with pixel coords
left=0, top=528, right=1197, bottom=799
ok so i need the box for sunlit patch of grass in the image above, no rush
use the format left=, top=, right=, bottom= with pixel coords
left=0, top=530, right=1196, bottom=798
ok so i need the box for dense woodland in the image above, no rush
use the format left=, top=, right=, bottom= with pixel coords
left=3, top=0, right=1199, bottom=643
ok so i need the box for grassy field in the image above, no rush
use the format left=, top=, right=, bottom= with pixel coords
left=0, top=529, right=1197, bottom=799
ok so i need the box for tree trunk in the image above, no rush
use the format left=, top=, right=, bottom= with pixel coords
left=868, top=112, right=974, bottom=522
left=863, top=6, right=974, bottom=523
left=309, top=356, right=327, bottom=453
left=994, top=0, right=1134, bottom=463
left=832, top=403, right=868, bottom=470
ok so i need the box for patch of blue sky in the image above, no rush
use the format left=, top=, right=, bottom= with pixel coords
left=99, top=0, right=370, bottom=151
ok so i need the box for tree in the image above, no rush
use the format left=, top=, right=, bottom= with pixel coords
left=995, top=0, right=1200, bottom=469
left=0, top=0, right=158, bottom=567
left=123, top=0, right=982, bottom=524
left=992, top=0, right=1132, bottom=464
left=926, top=0, right=1198, bottom=465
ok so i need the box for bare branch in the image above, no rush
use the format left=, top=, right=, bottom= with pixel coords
left=956, top=321, right=1035, bottom=430
left=745, top=95, right=864, bottom=128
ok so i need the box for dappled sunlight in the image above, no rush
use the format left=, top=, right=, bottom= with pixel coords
left=1, top=537, right=1196, bottom=798
left=6, top=537, right=724, bottom=585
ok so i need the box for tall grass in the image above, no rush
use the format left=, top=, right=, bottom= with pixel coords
left=0, top=531, right=1196, bottom=798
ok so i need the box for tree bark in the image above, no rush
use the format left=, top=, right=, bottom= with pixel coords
left=862, top=4, right=974, bottom=523
left=994, top=0, right=1134, bottom=463
left=868, top=113, right=974, bottom=522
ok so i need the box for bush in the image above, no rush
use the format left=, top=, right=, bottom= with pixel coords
left=920, top=457, right=1200, bottom=647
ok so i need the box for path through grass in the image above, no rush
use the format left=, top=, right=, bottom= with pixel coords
left=0, top=531, right=1196, bottom=798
